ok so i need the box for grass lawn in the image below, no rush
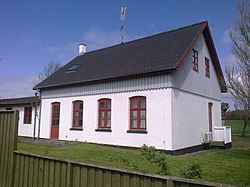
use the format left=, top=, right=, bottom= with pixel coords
left=225, top=119, right=250, bottom=134
left=18, top=136, right=250, bottom=187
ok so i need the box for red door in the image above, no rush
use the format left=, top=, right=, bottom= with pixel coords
left=208, top=102, right=213, bottom=132
left=51, top=102, right=60, bottom=139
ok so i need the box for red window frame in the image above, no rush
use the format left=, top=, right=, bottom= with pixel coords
left=51, top=102, right=60, bottom=126
left=24, top=107, right=32, bottom=124
left=98, top=99, right=111, bottom=129
left=130, top=96, right=146, bottom=130
left=205, top=57, right=210, bottom=78
left=192, top=49, right=198, bottom=72
left=72, top=101, right=83, bottom=128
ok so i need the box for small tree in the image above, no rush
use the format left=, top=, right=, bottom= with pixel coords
left=38, top=61, right=62, bottom=81
left=225, top=0, right=250, bottom=136
left=34, top=61, right=62, bottom=86
left=221, top=102, right=229, bottom=122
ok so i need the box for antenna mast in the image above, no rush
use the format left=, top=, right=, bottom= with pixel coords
left=120, top=4, right=127, bottom=43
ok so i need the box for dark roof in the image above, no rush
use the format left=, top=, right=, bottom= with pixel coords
left=34, top=21, right=226, bottom=92
left=0, top=96, right=39, bottom=107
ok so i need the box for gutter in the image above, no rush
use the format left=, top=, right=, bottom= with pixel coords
left=32, top=102, right=37, bottom=139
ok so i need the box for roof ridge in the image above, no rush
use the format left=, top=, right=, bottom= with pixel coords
left=84, top=20, right=208, bottom=55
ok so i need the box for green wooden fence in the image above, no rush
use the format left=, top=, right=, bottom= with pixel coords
left=0, top=111, right=19, bottom=187
left=0, top=111, right=238, bottom=187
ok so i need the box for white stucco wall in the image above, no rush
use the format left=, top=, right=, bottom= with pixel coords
left=170, top=34, right=222, bottom=150
left=172, top=34, right=221, bottom=100
left=39, top=89, right=172, bottom=150
left=0, top=106, right=39, bottom=137
left=171, top=89, right=221, bottom=150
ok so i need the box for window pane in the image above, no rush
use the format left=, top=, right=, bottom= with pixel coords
left=132, top=120, right=137, bottom=128
left=100, top=111, right=104, bottom=119
left=99, top=102, right=105, bottom=109
left=106, top=100, right=111, bottom=109
left=107, top=120, right=111, bottom=127
left=53, top=120, right=59, bottom=126
left=140, top=120, right=146, bottom=128
left=79, top=112, right=83, bottom=119
left=140, top=111, right=146, bottom=119
left=131, top=100, right=137, bottom=108
left=106, top=111, right=111, bottom=119
left=132, top=111, right=137, bottom=119
left=100, top=120, right=104, bottom=127
left=79, top=119, right=82, bottom=126
left=80, top=102, right=83, bottom=110
left=74, top=112, right=79, bottom=118
left=73, top=119, right=78, bottom=126
left=74, top=103, right=79, bottom=110
left=140, top=99, right=145, bottom=108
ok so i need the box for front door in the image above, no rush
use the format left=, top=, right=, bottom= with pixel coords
left=51, top=102, right=60, bottom=139
left=208, top=102, right=213, bottom=132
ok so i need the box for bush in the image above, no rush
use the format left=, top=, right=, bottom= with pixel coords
left=140, top=144, right=169, bottom=175
left=140, top=144, right=159, bottom=162
left=180, top=163, right=202, bottom=179
left=225, top=110, right=245, bottom=120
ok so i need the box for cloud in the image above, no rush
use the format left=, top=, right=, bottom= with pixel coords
left=45, top=29, right=141, bottom=62
left=222, top=29, right=231, bottom=45
left=20, top=30, right=41, bottom=45
left=46, top=42, right=78, bottom=62
left=220, top=54, right=237, bottom=70
left=83, top=28, right=141, bottom=51
left=0, top=74, right=37, bottom=99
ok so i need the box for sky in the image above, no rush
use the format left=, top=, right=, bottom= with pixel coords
left=0, top=0, right=239, bottom=109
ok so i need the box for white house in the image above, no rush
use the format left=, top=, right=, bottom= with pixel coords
left=0, top=96, right=40, bottom=138
left=34, top=21, right=231, bottom=154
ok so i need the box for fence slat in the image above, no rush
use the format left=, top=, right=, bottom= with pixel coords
left=38, top=158, right=45, bottom=187
left=80, top=166, right=88, bottom=186
left=43, top=159, right=50, bottom=187
left=49, top=160, right=55, bottom=187
left=23, top=155, right=29, bottom=187
left=60, top=162, right=67, bottom=187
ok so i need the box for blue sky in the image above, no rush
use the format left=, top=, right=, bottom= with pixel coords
left=0, top=0, right=238, bottom=108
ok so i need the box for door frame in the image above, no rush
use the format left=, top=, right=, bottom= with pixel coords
left=50, top=102, right=60, bottom=139
left=208, top=102, right=213, bottom=132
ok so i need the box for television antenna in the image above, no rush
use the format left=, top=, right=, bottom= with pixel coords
left=120, top=4, right=127, bottom=43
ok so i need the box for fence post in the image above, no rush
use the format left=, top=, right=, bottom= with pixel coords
left=10, top=111, right=19, bottom=187
left=0, top=111, right=19, bottom=187
left=167, top=177, right=174, bottom=187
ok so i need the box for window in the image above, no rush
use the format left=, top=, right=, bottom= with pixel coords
left=205, top=57, right=210, bottom=78
left=24, top=107, right=32, bottom=124
left=51, top=102, right=60, bottom=126
left=192, top=49, right=198, bottom=72
left=72, top=101, right=83, bottom=128
left=129, top=96, right=146, bottom=130
left=98, top=99, right=111, bottom=129
left=67, top=64, right=80, bottom=72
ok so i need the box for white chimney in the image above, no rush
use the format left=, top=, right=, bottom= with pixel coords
left=79, top=43, right=86, bottom=55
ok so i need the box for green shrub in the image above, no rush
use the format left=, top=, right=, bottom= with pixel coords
left=180, top=163, right=202, bottom=179
left=140, top=144, right=159, bottom=162
left=140, top=144, right=169, bottom=175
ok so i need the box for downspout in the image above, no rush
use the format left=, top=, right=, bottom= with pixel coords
left=37, top=89, right=42, bottom=139
left=32, top=103, right=37, bottom=139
